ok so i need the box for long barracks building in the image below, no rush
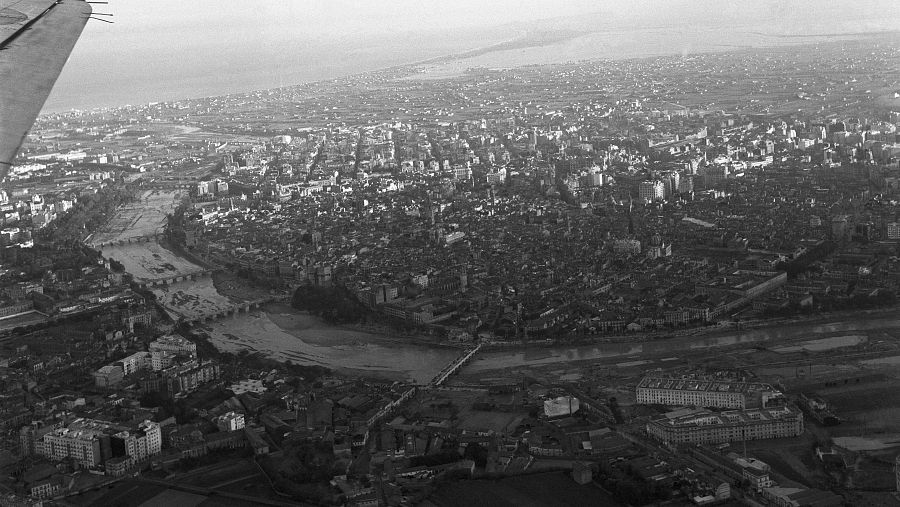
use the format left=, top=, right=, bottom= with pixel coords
left=636, top=376, right=782, bottom=409
left=646, top=406, right=803, bottom=445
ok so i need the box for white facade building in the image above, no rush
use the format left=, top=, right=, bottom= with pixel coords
left=149, top=335, right=197, bottom=357
left=217, top=412, right=246, bottom=432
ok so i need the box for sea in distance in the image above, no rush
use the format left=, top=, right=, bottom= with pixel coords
left=41, top=15, right=897, bottom=114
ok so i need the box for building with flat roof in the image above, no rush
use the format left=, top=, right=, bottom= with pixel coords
left=111, top=420, right=161, bottom=464
left=646, top=406, right=803, bottom=445
left=636, top=375, right=782, bottom=409
left=41, top=427, right=104, bottom=468
left=217, top=411, right=246, bottom=432
left=149, top=335, right=197, bottom=357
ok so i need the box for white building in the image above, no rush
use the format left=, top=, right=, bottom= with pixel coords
left=112, top=420, right=162, bottom=463
left=149, top=335, right=197, bottom=357
left=646, top=407, right=803, bottom=445
left=543, top=396, right=580, bottom=418
left=117, top=352, right=150, bottom=377
left=42, top=428, right=103, bottom=468
left=887, top=222, right=900, bottom=240
left=639, top=180, right=665, bottom=203
left=217, top=412, right=246, bottom=432
left=636, top=376, right=782, bottom=409
left=150, top=350, right=177, bottom=371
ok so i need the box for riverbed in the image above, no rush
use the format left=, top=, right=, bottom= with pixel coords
left=203, top=307, right=460, bottom=384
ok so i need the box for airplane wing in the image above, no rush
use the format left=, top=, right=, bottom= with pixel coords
left=0, top=0, right=92, bottom=177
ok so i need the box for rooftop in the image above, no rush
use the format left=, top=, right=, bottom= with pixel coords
left=638, top=376, right=776, bottom=394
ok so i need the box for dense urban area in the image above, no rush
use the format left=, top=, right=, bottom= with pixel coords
left=0, top=34, right=900, bottom=506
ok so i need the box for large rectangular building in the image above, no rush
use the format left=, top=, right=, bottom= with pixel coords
left=636, top=376, right=781, bottom=409
left=646, top=407, right=803, bottom=445
left=42, top=428, right=104, bottom=468
left=149, top=335, right=197, bottom=357
left=112, top=420, right=162, bottom=463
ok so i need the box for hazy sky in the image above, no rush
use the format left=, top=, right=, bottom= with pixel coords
left=76, top=0, right=900, bottom=39
left=43, top=0, right=900, bottom=112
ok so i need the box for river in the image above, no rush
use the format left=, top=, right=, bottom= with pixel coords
left=97, top=192, right=900, bottom=385
left=465, top=313, right=900, bottom=373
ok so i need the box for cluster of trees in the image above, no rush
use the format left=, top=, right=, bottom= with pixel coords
left=774, top=241, right=836, bottom=280
left=37, top=185, right=137, bottom=243
left=291, top=285, right=370, bottom=324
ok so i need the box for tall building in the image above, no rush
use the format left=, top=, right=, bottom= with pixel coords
left=150, top=350, right=177, bottom=371
left=117, top=351, right=150, bottom=377
left=639, top=180, right=665, bottom=203
left=111, top=420, right=161, bottom=464
left=217, top=412, right=246, bottom=432
left=662, top=171, right=680, bottom=198
left=887, top=222, right=900, bottom=240
left=831, top=216, right=850, bottom=242
left=164, top=361, right=221, bottom=395
left=42, top=428, right=104, bottom=468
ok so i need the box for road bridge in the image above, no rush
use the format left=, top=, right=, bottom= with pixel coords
left=181, top=295, right=290, bottom=326
left=93, top=232, right=166, bottom=248
left=429, top=343, right=482, bottom=387
left=136, top=269, right=217, bottom=289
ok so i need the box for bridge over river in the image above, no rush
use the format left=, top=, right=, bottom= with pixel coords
left=428, top=343, right=483, bottom=387
left=180, top=295, right=291, bottom=326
